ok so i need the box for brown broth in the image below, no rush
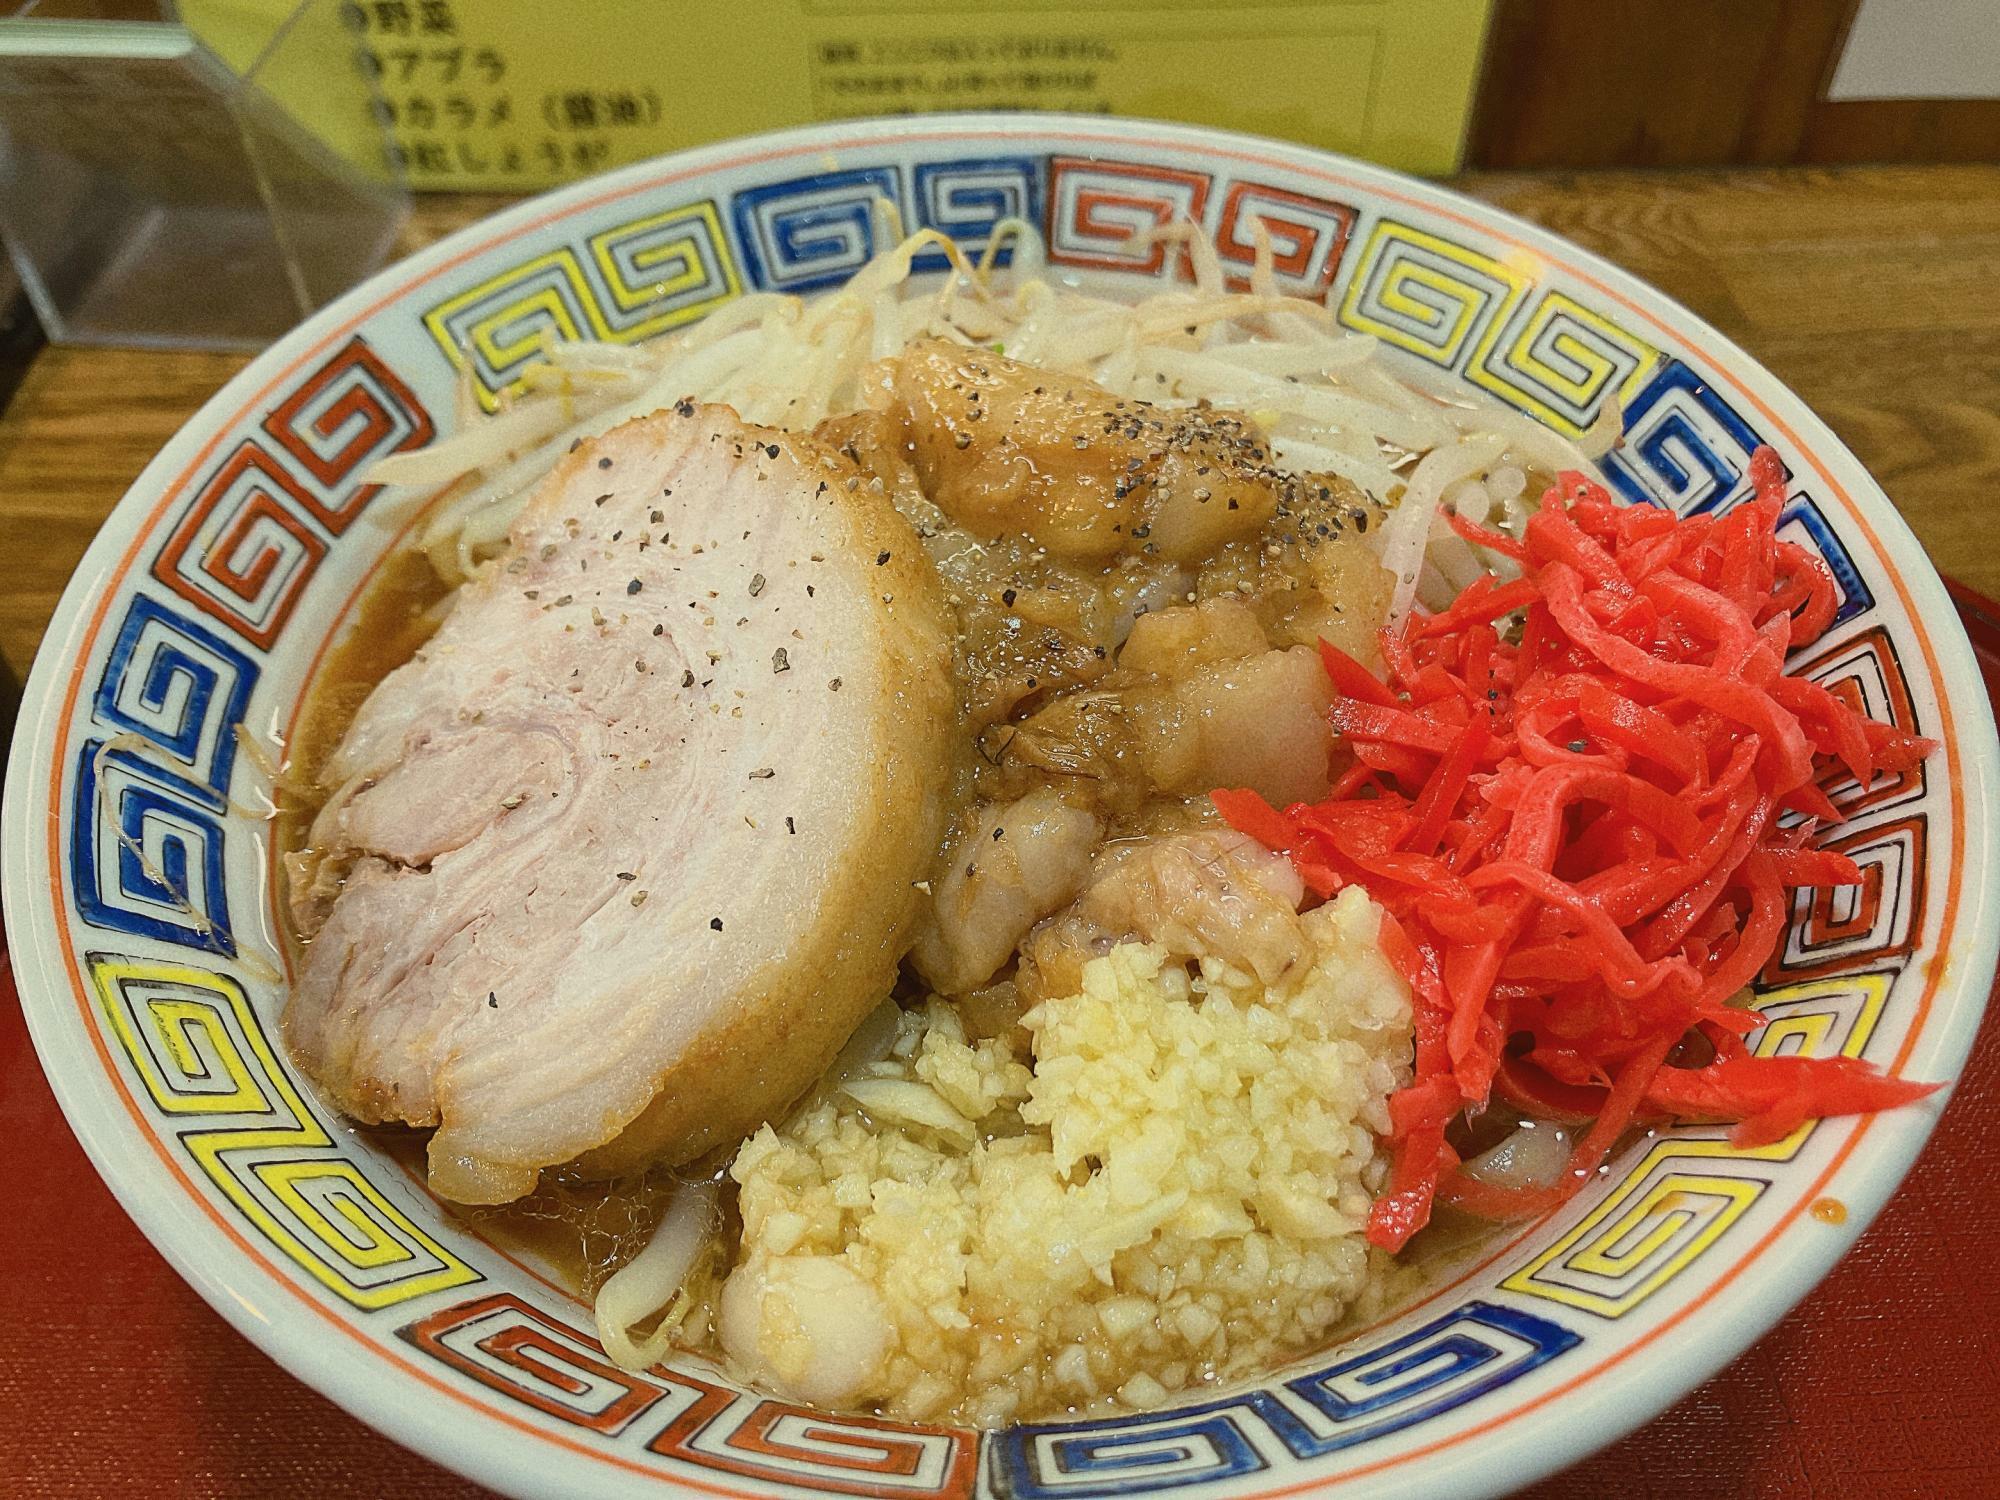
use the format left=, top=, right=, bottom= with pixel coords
left=365, top=1124, right=703, bottom=1299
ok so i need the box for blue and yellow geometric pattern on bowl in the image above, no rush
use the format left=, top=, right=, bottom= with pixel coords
left=12, top=120, right=1976, bottom=1500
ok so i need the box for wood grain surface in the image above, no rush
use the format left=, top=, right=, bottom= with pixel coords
left=1469, top=1, right=2000, bottom=169
left=1469, top=1, right=1858, bottom=169
left=3, top=165, right=1998, bottom=683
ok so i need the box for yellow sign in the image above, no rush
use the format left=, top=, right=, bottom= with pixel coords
left=185, top=0, right=1495, bottom=191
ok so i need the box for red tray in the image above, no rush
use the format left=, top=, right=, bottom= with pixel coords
left=5, top=588, right=1998, bottom=1499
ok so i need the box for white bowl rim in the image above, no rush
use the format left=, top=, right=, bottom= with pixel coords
left=5, top=111, right=1996, bottom=1500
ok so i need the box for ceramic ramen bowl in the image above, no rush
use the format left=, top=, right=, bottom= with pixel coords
left=5, top=116, right=1995, bottom=1500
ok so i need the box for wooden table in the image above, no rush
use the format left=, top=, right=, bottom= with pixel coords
left=4, top=166, right=1998, bottom=1499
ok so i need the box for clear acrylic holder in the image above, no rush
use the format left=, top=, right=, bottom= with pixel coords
left=0, top=0, right=408, bottom=350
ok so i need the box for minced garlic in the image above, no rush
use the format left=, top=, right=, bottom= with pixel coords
left=715, top=887, right=1411, bottom=1426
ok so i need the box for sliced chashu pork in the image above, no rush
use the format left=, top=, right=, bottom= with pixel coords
left=285, top=403, right=958, bottom=1202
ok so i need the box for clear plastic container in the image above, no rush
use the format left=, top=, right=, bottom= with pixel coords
left=0, top=0, right=408, bottom=349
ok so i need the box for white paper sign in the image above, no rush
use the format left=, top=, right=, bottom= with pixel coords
left=1827, top=0, right=2000, bottom=101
